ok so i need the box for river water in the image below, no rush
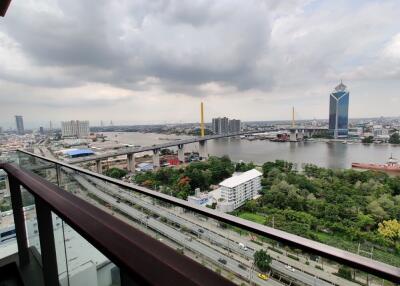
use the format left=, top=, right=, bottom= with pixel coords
left=104, top=132, right=400, bottom=169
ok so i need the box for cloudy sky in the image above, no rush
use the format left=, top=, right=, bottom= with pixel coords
left=1, top=0, right=400, bottom=129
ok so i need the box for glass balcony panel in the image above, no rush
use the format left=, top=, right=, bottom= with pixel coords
left=21, top=187, right=41, bottom=255
left=0, top=174, right=18, bottom=258
left=12, top=151, right=399, bottom=285
left=61, top=220, right=120, bottom=286
left=17, top=151, right=58, bottom=185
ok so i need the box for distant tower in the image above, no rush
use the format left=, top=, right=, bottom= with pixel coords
left=200, top=102, right=205, bottom=137
left=110, top=120, right=113, bottom=126
left=15, top=115, right=24, bottom=134
left=329, top=81, right=349, bottom=138
left=100, top=120, right=104, bottom=127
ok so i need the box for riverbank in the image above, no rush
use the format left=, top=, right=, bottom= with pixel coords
left=103, top=132, right=400, bottom=169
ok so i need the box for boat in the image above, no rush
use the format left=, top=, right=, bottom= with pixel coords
left=352, top=155, right=400, bottom=172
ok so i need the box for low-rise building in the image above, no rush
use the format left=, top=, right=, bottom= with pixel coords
left=216, top=169, right=262, bottom=213
left=136, top=163, right=154, bottom=172
left=187, top=188, right=211, bottom=206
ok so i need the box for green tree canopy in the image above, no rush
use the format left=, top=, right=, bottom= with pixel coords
left=253, top=249, right=272, bottom=272
left=389, top=133, right=400, bottom=144
left=105, top=168, right=128, bottom=179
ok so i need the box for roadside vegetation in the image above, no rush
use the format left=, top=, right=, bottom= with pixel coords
left=234, top=160, right=400, bottom=266
left=133, top=154, right=400, bottom=266
left=133, top=156, right=253, bottom=199
left=104, top=167, right=128, bottom=179
left=254, top=249, right=272, bottom=272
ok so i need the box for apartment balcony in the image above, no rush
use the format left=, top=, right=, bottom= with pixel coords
left=0, top=150, right=399, bottom=286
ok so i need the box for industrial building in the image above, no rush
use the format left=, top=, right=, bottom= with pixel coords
left=216, top=169, right=262, bottom=212
left=61, top=120, right=90, bottom=138
left=136, top=162, right=154, bottom=172
left=62, top=149, right=95, bottom=158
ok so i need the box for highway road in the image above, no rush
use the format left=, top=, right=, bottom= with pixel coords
left=74, top=174, right=339, bottom=286
left=73, top=174, right=281, bottom=286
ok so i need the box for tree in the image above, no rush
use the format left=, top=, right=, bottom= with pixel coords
left=253, top=250, right=272, bottom=272
left=236, top=161, right=256, bottom=172
left=367, top=200, right=388, bottom=220
left=160, top=149, right=174, bottom=155
left=361, top=136, right=374, bottom=143
left=337, top=266, right=352, bottom=280
left=378, top=219, right=400, bottom=240
left=356, top=214, right=375, bottom=231
left=105, top=167, right=127, bottom=179
left=389, top=132, right=400, bottom=144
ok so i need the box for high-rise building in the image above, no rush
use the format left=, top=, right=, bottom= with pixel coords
left=61, top=120, right=90, bottom=138
left=212, top=117, right=231, bottom=134
left=15, top=115, right=24, bottom=135
left=329, top=81, right=349, bottom=138
left=229, top=119, right=241, bottom=133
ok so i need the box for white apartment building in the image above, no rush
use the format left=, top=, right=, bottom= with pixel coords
left=217, top=169, right=262, bottom=213
left=61, top=120, right=90, bottom=138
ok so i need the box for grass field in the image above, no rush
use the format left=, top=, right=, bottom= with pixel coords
left=238, top=212, right=266, bottom=224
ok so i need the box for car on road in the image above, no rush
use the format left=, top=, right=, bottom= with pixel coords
left=238, top=263, right=247, bottom=270
left=218, top=258, right=227, bottom=265
left=198, top=228, right=204, bottom=233
left=285, top=265, right=295, bottom=272
left=258, top=273, right=268, bottom=280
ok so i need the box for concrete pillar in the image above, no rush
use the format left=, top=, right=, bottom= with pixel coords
left=289, top=130, right=298, bottom=142
left=199, top=140, right=208, bottom=160
left=127, top=153, right=135, bottom=173
left=96, top=160, right=102, bottom=174
left=177, top=144, right=185, bottom=163
left=153, top=149, right=160, bottom=168
left=297, top=130, right=304, bottom=141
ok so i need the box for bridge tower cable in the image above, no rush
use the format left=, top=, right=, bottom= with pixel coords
left=292, top=106, right=295, bottom=128
left=200, top=102, right=205, bottom=137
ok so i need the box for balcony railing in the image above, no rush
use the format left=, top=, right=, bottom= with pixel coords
left=0, top=149, right=399, bottom=286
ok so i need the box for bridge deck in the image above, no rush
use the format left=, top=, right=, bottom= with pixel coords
left=66, top=127, right=326, bottom=164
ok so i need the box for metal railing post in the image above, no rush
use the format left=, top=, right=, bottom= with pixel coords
left=8, top=175, right=30, bottom=266
left=120, top=268, right=141, bottom=286
left=36, top=197, right=59, bottom=286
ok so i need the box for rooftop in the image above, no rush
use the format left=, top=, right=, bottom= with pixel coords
left=219, top=169, right=262, bottom=188
left=334, top=81, right=348, bottom=92
left=64, top=149, right=95, bottom=157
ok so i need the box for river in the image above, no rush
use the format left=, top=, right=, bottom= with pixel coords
left=104, top=132, right=400, bottom=169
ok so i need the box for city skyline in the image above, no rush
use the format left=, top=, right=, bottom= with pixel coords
left=1, top=1, right=400, bottom=128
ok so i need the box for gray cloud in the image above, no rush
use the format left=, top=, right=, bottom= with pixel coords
left=1, top=0, right=400, bottom=127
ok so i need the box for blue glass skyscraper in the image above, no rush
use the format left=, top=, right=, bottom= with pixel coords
left=329, top=81, right=349, bottom=138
